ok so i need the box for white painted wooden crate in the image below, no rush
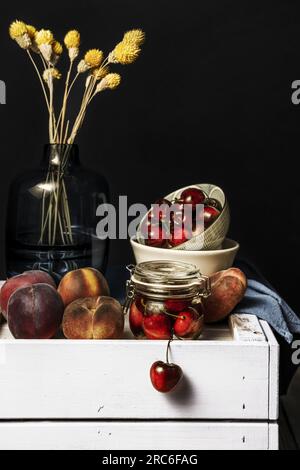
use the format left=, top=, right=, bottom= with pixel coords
left=0, top=280, right=279, bottom=449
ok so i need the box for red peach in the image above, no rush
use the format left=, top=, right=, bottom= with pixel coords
left=57, top=267, right=110, bottom=307
left=0, top=271, right=56, bottom=320
left=202, top=268, right=247, bottom=323
left=7, top=283, right=64, bottom=339
left=62, top=296, right=124, bottom=339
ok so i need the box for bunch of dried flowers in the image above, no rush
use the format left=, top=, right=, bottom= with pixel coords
left=9, top=20, right=145, bottom=246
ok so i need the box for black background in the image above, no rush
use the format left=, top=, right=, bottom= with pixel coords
left=1, top=0, right=300, bottom=315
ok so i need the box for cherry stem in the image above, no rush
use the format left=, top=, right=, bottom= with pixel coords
left=166, top=337, right=173, bottom=364
left=164, top=311, right=184, bottom=320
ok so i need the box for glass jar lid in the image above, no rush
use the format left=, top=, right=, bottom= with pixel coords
left=127, top=260, right=211, bottom=300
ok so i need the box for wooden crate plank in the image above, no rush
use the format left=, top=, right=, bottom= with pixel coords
left=268, top=423, right=279, bottom=450
left=0, top=421, right=271, bottom=450
left=260, top=321, right=279, bottom=420
left=0, top=339, right=269, bottom=420
left=229, top=314, right=265, bottom=342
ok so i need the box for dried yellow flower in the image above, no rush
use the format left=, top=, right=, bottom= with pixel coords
left=52, top=41, right=63, bottom=55
left=26, top=24, right=37, bottom=40
left=105, top=73, right=121, bottom=89
left=43, top=67, right=62, bottom=82
left=96, top=73, right=121, bottom=93
left=9, top=20, right=27, bottom=39
left=123, top=29, right=145, bottom=46
left=84, top=49, right=103, bottom=68
left=64, top=30, right=80, bottom=48
left=110, top=41, right=141, bottom=65
left=92, top=66, right=109, bottom=80
left=35, top=29, right=54, bottom=46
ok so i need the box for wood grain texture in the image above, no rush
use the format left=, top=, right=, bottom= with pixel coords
left=0, top=337, right=270, bottom=419
left=0, top=421, right=276, bottom=450
left=260, top=321, right=280, bottom=420
left=229, top=314, right=265, bottom=342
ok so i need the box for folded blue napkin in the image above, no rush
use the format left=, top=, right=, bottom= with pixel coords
left=234, top=260, right=300, bottom=343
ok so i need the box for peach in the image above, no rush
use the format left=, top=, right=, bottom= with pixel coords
left=58, top=267, right=110, bottom=307
left=0, top=271, right=56, bottom=320
left=62, top=296, right=124, bottom=339
left=7, top=284, right=64, bottom=339
left=202, top=268, right=247, bottom=323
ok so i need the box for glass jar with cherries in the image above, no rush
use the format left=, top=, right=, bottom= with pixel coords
left=124, top=261, right=211, bottom=340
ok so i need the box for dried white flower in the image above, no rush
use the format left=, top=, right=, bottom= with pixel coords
left=69, top=47, right=79, bottom=61
left=15, top=33, right=32, bottom=50
left=108, top=51, right=117, bottom=64
left=77, top=59, right=90, bottom=74
left=39, top=43, right=52, bottom=61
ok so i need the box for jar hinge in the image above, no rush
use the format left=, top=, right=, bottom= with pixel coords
left=123, top=279, right=136, bottom=315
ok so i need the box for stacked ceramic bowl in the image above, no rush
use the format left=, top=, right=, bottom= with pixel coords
left=131, top=183, right=239, bottom=276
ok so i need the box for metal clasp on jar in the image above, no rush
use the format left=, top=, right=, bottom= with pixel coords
left=199, top=275, right=211, bottom=299
left=123, top=265, right=136, bottom=315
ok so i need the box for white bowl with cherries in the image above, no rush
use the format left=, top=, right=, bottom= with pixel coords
left=132, top=183, right=238, bottom=276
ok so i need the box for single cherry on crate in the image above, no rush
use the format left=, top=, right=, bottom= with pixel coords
left=150, top=339, right=183, bottom=393
left=143, top=301, right=172, bottom=340
left=129, top=296, right=146, bottom=337
left=173, top=307, right=204, bottom=340
left=203, top=205, right=220, bottom=229
left=179, top=187, right=206, bottom=210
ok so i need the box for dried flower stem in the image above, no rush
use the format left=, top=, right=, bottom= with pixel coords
left=59, top=59, right=74, bottom=143
left=26, top=50, right=50, bottom=112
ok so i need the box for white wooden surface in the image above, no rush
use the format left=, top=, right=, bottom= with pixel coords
left=0, top=326, right=273, bottom=420
left=260, top=321, right=280, bottom=421
left=0, top=421, right=278, bottom=450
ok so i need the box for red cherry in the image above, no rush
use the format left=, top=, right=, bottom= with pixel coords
left=191, top=208, right=205, bottom=237
left=143, top=312, right=172, bottom=340
left=140, top=220, right=169, bottom=248
left=165, top=299, right=189, bottom=313
left=148, top=198, right=171, bottom=223
left=205, top=198, right=222, bottom=212
left=150, top=361, right=182, bottom=393
left=129, top=297, right=145, bottom=337
left=180, top=187, right=206, bottom=210
left=173, top=307, right=204, bottom=339
left=170, top=202, right=186, bottom=225
left=169, top=223, right=192, bottom=247
left=204, top=205, right=220, bottom=229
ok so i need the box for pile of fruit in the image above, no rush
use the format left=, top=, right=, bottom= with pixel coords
left=0, top=268, right=124, bottom=340
left=139, top=186, right=222, bottom=248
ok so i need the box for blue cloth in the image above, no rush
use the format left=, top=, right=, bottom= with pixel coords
left=234, top=260, right=300, bottom=343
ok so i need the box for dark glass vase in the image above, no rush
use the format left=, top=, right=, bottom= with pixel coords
left=6, top=144, right=109, bottom=281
